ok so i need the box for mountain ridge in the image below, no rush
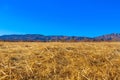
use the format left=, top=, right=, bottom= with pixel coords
left=0, top=33, right=120, bottom=42
left=95, top=33, right=120, bottom=41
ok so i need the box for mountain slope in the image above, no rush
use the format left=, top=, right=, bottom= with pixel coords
left=0, top=34, right=92, bottom=42
left=0, top=33, right=120, bottom=41
left=95, top=33, right=120, bottom=41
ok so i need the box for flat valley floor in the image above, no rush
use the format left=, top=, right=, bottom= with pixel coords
left=0, top=42, right=120, bottom=80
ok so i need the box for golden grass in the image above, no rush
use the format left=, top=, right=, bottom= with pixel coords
left=0, top=42, right=120, bottom=80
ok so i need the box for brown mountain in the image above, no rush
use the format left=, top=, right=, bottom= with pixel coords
left=0, top=34, right=92, bottom=42
left=0, top=33, right=120, bottom=42
left=95, top=33, right=120, bottom=41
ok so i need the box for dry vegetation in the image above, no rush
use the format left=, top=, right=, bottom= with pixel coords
left=0, top=42, right=120, bottom=80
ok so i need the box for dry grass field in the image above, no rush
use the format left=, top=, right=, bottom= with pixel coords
left=0, top=42, right=120, bottom=80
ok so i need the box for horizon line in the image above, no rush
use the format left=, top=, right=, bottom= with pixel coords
left=0, top=33, right=120, bottom=38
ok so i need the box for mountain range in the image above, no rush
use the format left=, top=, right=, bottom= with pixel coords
left=0, top=33, right=120, bottom=42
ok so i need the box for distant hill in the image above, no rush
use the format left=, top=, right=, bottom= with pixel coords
left=0, top=34, right=92, bottom=42
left=0, top=33, right=120, bottom=42
left=95, top=33, right=120, bottom=41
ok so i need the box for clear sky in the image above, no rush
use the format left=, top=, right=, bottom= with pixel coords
left=0, top=0, right=120, bottom=37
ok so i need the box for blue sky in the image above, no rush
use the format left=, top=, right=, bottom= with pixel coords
left=0, top=0, right=120, bottom=37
